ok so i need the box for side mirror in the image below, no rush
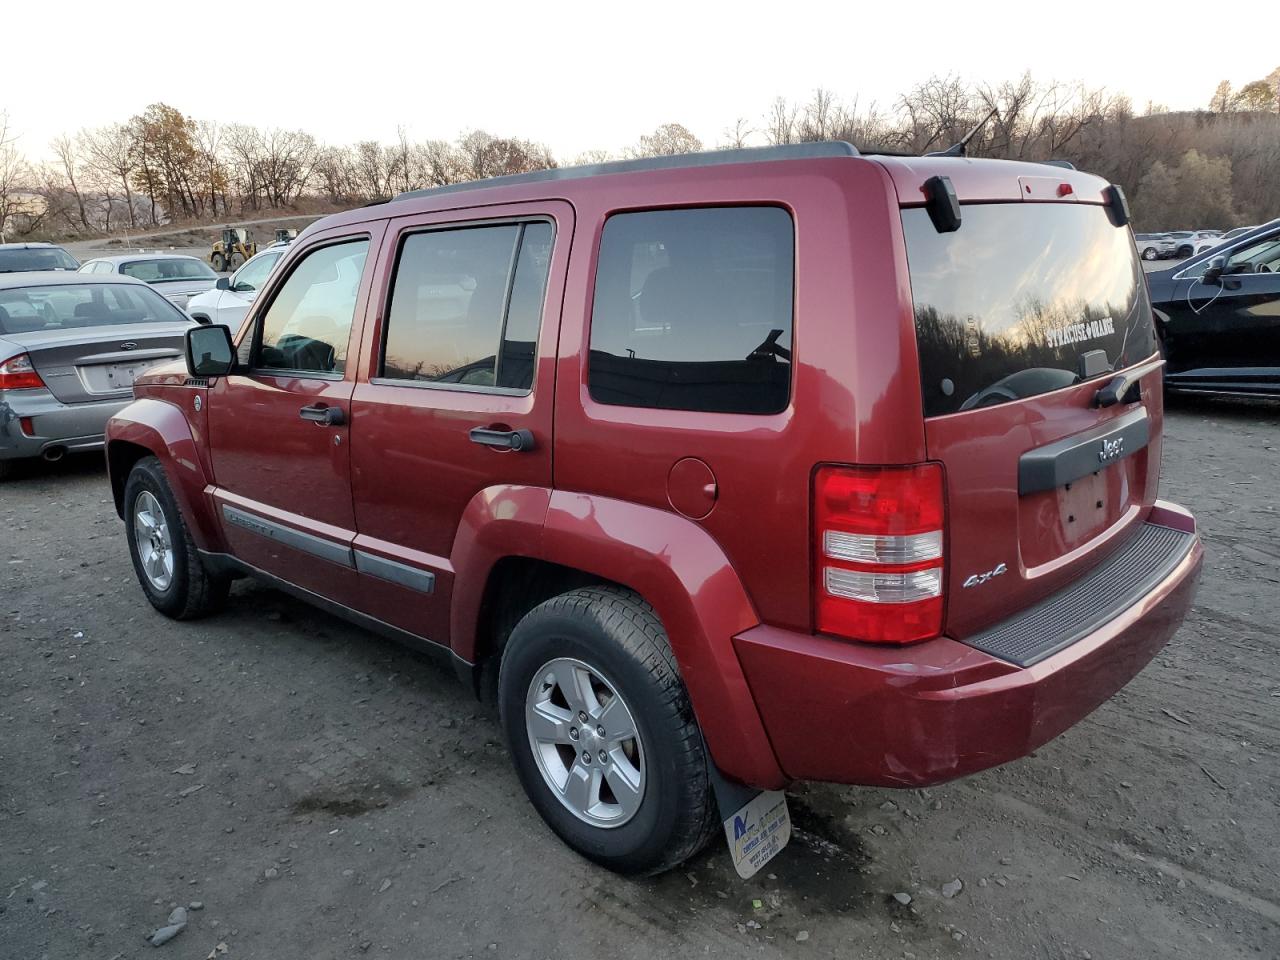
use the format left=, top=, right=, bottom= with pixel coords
left=215, top=276, right=231, bottom=291
left=1201, top=256, right=1226, bottom=285
left=185, top=324, right=236, bottom=378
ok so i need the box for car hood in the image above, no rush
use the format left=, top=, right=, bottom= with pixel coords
left=186, top=287, right=225, bottom=312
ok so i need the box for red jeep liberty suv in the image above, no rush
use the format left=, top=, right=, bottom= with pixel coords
left=106, top=142, right=1203, bottom=875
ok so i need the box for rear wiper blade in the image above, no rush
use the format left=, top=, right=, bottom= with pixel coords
left=1094, top=357, right=1163, bottom=407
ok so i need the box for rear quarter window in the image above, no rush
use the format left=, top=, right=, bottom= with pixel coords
left=904, top=203, right=1156, bottom=417
left=588, top=206, right=794, bottom=415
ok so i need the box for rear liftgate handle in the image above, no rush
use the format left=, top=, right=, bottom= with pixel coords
left=469, top=426, right=536, bottom=452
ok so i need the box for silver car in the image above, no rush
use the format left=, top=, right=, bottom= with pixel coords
left=0, top=273, right=193, bottom=479
left=78, top=253, right=220, bottom=311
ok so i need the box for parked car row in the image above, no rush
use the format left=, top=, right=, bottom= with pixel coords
left=0, top=233, right=297, bottom=480
left=1134, top=226, right=1259, bottom=261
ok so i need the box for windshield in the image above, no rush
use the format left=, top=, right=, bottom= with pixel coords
left=0, top=282, right=189, bottom=335
left=904, top=203, right=1156, bottom=417
left=0, top=247, right=80, bottom=273
left=121, top=258, right=216, bottom=282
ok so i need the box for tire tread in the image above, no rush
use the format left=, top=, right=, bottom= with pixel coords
left=503, top=585, right=719, bottom=875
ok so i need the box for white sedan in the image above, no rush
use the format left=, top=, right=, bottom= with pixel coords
left=78, top=253, right=219, bottom=311
left=185, top=247, right=285, bottom=328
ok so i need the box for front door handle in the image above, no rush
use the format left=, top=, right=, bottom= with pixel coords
left=299, top=404, right=345, bottom=426
left=469, top=426, right=536, bottom=452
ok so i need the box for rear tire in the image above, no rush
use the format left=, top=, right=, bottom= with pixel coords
left=210, top=252, right=226, bottom=272
left=0, top=459, right=18, bottom=482
left=124, top=456, right=229, bottom=619
left=229, top=252, right=246, bottom=270
left=498, top=586, right=718, bottom=876
left=1142, top=247, right=1158, bottom=261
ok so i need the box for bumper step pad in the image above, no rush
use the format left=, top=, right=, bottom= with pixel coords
left=963, top=522, right=1196, bottom=667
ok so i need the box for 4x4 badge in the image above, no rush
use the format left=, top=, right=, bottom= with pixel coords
left=963, top=562, right=1007, bottom=588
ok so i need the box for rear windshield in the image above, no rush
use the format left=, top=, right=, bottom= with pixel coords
left=0, top=247, right=79, bottom=273
left=903, top=203, right=1155, bottom=417
left=0, top=282, right=188, bottom=335
left=121, top=258, right=216, bottom=282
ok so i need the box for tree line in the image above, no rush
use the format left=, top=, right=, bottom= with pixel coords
left=2, top=67, right=1278, bottom=242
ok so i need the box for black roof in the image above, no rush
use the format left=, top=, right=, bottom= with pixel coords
left=393, top=141, right=861, bottom=203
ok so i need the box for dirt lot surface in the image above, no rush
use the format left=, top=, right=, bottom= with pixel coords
left=2, top=397, right=1277, bottom=960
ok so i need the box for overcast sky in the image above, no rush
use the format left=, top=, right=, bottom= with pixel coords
left=4, top=1, right=1275, bottom=160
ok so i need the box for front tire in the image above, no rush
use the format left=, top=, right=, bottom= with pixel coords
left=1142, top=247, right=1158, bottom=261
left=498, top=586, right=718, bottom=876
left=124, top=456, right=229, bottom=619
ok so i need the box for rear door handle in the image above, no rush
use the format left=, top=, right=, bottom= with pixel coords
left=299, top=404, right=345, bottom=426
left=469, top=426, right=536, bottom=451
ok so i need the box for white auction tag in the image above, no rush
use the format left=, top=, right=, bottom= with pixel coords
left=723, top=790, right=791, bottom=879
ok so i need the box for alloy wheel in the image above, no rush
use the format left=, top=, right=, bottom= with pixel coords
left=524, top=657, right=645, bottom=828
left=133, top=490, right=174, bottom=591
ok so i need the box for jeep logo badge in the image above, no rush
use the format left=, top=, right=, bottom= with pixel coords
left=1098, top=437, right=1124, bottom=463
left=119, top=341, right=138, bottom=351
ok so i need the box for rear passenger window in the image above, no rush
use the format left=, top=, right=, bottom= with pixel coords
left=588, top=207, right=794, bottom=414
left=381, top=221, right=552, bottom=392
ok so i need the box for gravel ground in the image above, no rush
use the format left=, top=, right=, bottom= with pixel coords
left=1, top=397, right=1277, bottom=960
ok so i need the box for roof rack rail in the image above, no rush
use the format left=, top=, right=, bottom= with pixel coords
left=393, top=141, right=860, bottom=203
left=1040, top=159, right=1077, bottom=170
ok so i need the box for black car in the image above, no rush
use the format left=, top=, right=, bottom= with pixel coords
left=1146, top=218, right=1280, bottom=399
left=0, top=242, right=81, bottom=273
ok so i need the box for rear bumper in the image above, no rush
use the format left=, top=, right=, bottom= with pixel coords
left=733, top=501, right=1202, bottom=787
left=0, top=389, right=129, bottom=460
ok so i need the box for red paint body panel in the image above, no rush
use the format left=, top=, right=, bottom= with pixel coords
left=735, top=502, right=1201, bottom=785
left=872, top=155, right=1112, bottom=206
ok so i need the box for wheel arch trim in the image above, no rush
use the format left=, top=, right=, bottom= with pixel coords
left=106, top=398, right=223, bottom=553
left=451, top=487, right=785, bottom=789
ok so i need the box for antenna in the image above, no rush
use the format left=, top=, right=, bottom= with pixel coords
left=926, top=107, right=999, bottom=158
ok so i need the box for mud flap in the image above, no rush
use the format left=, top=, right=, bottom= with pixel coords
left=709, top=764, right=791, bottom=879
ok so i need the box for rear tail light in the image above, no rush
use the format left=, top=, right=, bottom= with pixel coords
left=0, top=354, right=45, bottom=391
left=814, top=463, right=945, bottom=644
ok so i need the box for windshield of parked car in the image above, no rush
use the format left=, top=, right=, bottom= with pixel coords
left=120, top=258, right=217, bottom=282
left=0, top=282, right=189, bottom=335
left=0, top=247, right=80, bottom=273
left=904, top=203, right=1156, bottom=417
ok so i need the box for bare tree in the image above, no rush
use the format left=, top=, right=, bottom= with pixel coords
left=571, top=149, right=613, bottom=166
left=408, top=139, right=463, bottom=189
left=763, top=97, right=797, bottom=145
left=0, top=112, right=29, bottom=242
left=194, top=120, right=227, bottom=216
left=82, top=123, right=137, bottom=228
left=50, top=134, right=90, bottom=230
left=628, top=123, right=702, bottom=158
